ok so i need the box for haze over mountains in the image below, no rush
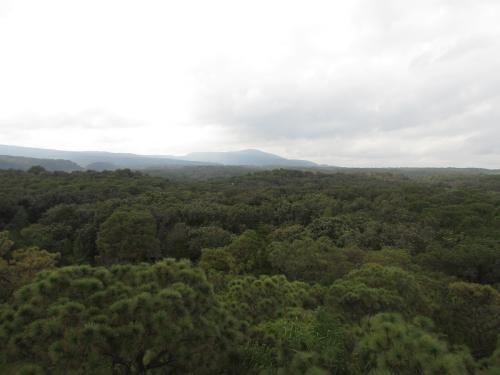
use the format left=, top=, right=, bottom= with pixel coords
left=170, top=149, right=318, bottom=167
left=0, top=154, right=83, bottom=172
left=0, top=144, right=319, bottom=170
left=1, top=144, right=499, bottom=180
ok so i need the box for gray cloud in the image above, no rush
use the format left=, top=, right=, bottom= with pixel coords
left=189, top=0, right=500, bottom=167
left=1, top=0, right=499, bottom=167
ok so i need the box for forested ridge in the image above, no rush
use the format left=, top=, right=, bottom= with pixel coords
left=0, top=167, right=499, bottom=374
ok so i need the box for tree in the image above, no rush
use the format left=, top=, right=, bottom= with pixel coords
left=199, top=247, right=237, bottom=274
left=8, top=207, right=30, bottom=232
left=21, top=223, right=73, bottom=262
left=268, top=237, right=353, bottom=284
left=0, top=231, right=14, bottom=254
left=444, top=281, right=500, bottom=359
left=187, top=226, right=232, bottom=261
left=351, top=313, right=475, bottom=375
left=96, top=208, right=160, bottom=264
left=417, top=241, right=500, bottom=284
left=477, top=337, right=500, bottom=374
left=201, top=230, right=268, bottom=275
left=226, top=230, right=269, bottom=274
left=269, top=224, right=307, bottom=243
left=0, top=231, right=59, bottom=302
left=326, top=264, right=431, bottom=321
left=306, top=216, right=359, bottom=247
left=73, top=223, right=99, bottom=263
left=221, top=275, right=316, bottom=324
left=27, top=165, right=46, bottom=174
left=161, top=222, right=191, bottom=260
left=254, top=309, right=348, bottom=375
left=0, top=259, right=236, bottom=374
left=363, top=247, right=414, bottom=270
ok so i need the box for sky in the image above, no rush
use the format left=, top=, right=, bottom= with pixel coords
left=1, top=0, right=500, bottom=167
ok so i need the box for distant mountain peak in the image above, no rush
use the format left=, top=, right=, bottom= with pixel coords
left=0, top=144, right=318, bottom=169
left=179, top=149, right=317, bottom=167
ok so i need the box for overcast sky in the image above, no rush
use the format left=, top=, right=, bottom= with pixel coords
left=1, top=0, right=500, bottom=167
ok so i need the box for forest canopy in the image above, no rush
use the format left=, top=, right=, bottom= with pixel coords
left=0, top=168, right=499, bottom=374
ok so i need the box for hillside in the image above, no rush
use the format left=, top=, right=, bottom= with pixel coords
left=176, top=149, right=318, bottom=166
left=0, top=145, right=318, bottom=169
left=0, top=144, right=212, bottom=169
left=2, top=145, right=498, bottom=178
left=0, top=154, right=83, bottom=172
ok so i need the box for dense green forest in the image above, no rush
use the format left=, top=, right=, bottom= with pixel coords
left=0, top=167, right=499, bottom=374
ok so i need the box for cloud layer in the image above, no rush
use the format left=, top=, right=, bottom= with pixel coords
left=0, top=0, right=499, bottom=167
left=190, top=0, right=500, bottom=166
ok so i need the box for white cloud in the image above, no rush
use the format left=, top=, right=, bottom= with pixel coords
left=0, top=0, right=499, bottom=166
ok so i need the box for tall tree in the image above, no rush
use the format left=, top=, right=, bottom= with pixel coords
left=0, top=231, right=59, bottom=302
left=0, top=260, right=237, bottom=374
left=445, top=281, right=500, bottom=359
left=351, top=313, right=475, bottom=375
left=96, top=208, right=160, bottom=264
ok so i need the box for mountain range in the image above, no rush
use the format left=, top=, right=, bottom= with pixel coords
left=169, top=149, right=317, bottom=167
left=2, top=145, right=498, bottom=178
left=0, top=144, right=319, bottom=170
left=0, top=154, right=83, bottom=172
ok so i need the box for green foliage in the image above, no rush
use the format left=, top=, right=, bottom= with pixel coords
left=268, top=237, right=353, bottom=284
left=200, top=230, right=269, bottom=276
left=8, top=207, right=29, bottom=232
left=351, top=313, right=476, bottom=375
left=478, top=338, right=500, bottom=374
left=260, top=309, right=349, bottom=374
left=160, top=222, right=191, bottom=259
left=327, top=264, right=431, bottom=320
left=96, top=208, right=160, bottom=264
left=1, top=168, right=500, bottom=373
left=417, top=240, right=500, bottom=284
left=27, top=166, right=47, bottom=174
left=307, top=216, right=358, bottom=247
left=221, top=275, right=316, bottom=324
left=444, top=281, right=500, bottom=358
left=18, top=364, right=45, bottom=375
left=268, top=224, right=307, bottom=243
left=0, top=259, right=236, bottom=374
left=187, top=225, right=232, bottom=260
left=199, top=246, right=237, bottom=274
left=0, top=230, right=15, bottom=255
left=363, top=248, right=414, bottom=270
left=0, top=231, right=59, bottom=303
left=21, top=223, right=73, bottom=261
left=225, top=230, right=269, bottom=274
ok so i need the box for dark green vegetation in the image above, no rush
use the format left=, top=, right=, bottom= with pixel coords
left=144, top=165, right=500, bottom=181
left=0, top=168, right=499, bottom=374
left=0, top=155, right=82, bottom=172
